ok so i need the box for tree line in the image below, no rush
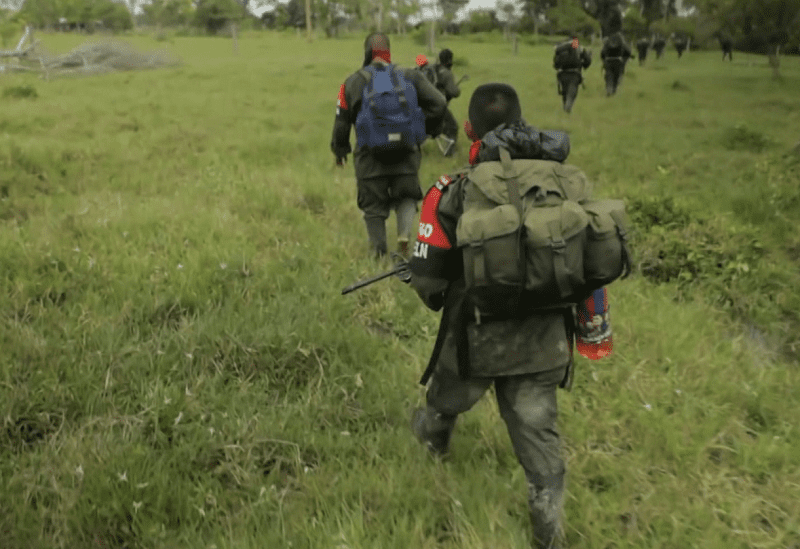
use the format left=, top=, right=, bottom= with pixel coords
left=1, top=0, right=797, bottom=55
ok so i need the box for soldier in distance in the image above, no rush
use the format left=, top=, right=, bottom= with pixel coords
left=652, top=34, right=667, bottom=59
left=553, top=35, right=592, bottom=113
left=331, top=33, right=447, bottom=259
left=673, top=34, right=689, bottom=58
left=601, top=32, right=633, bottom=96
left=636, top=36, right=650, bottom=65
left=432, top=48, right=463, bottom=156
left=409, top=83, right=578, bottom=549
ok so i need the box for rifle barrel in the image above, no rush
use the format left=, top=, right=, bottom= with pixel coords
left=341, top=264, right=405, bottom=295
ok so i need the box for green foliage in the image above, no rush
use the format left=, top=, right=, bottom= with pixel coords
left=19, top=0, right=132, bottom=31
left=1, top=33, right=799, bottom=549
left=461, top=9, right=498, bottom=34
left=545, top=0, right=600, bottom=37
left=721, top=123, right=774, bottom=152
left=193, top=0, right=242, bottom=33
left=2, top=84, right=38, bottom=99
left=142, top=0, right=193, bottom=28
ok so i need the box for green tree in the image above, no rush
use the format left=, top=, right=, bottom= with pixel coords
left=142, top=0, right=192, bottom=27
left=546, top=0, right=600, bottom=36
left=193, top=0, right=242, bottom=33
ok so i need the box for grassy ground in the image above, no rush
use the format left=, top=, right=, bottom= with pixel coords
left=1, top=30, right=799, bottom=548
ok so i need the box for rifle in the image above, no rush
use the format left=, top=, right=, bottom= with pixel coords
left=455, top=74, right=470, bottom=87
left=341, top=254, right=411, bottom=295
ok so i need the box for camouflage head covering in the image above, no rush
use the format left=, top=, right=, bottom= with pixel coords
left=468, top=83, right=523, bottom=139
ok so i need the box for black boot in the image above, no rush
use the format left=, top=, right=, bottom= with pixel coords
left=528, top=482, right=564, bottom=549
left=364, top=217, right=387, bottom=258
left=411, top=407, right=456, bottom=456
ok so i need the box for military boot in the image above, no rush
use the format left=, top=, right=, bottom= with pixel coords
left=364, top=217, right=387, bottom=258
left=528, top=482, right=565, bottom=549
left=411, top=407, right=456, bottom=457
left=395, top=198, right=416, bottom=260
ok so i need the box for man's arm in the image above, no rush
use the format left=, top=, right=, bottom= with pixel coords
left=410, top=174, right=464, bottom=311
left=407, top=69, right=447, bottom=135
left=439, top=68, right=461, bottom=101
left=331, top=77, right=357, bottom=164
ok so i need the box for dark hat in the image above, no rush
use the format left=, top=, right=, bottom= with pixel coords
left=467, top=83, right=523, bottom=139
left=438, top=48, right=453, bottom=67
left=363, top=33, right=391, bottom=67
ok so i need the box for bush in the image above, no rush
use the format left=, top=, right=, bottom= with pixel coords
left=3, top=85, right=38, bottom=99
left=721, top=124, right=773, bottom=153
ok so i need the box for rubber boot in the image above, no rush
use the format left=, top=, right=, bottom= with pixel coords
left=395, top=198, right=416, bottom=258
left=411, top=406, right=457, bottom=456
left=364, top=216, right=387, bottom=258
left=528, top=481, right=565, bottom=549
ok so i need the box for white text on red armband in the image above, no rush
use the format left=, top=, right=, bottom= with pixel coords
left=416, top=175, right=452, bottom=250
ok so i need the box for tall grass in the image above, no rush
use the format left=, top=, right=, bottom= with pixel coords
left=1, top=31, right=798, bottom=548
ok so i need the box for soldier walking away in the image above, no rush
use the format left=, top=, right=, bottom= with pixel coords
left=553, top=36, right=592, bottom=113
left=652, top=34, right=666, bottom=59
left=408, top=83, right=630, bottom=549
left=331, top=33, right=447, bottom=259
left=433, top=49, right=463, bottom=157
left=601, top=32, right=633, bottom=96
left=636, top=36, right=650, bottom=65
left=718, top=32, right=733, bottom=61
left=673, top=34, right=689, bottom=58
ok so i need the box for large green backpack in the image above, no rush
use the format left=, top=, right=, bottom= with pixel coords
left=456, top=148, right=631, bottom=318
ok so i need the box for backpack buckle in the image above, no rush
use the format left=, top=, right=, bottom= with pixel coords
left=550, top=238, right=567, bottom=253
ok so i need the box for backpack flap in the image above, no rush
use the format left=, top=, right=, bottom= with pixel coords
left=523, top=200, right=588, bottom=304
left=457, top=202, right=524, bottom=316
left=583, top=199, right=632, bottom=286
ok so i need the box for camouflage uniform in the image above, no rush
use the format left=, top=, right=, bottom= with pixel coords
left=409, top=122, right=574, bottom=548
left=553, top=39, right=592, bottom=113
left=636, top=38, right=650, bottom=65
left=601, top=33, right=633, bottom=96
left=331, top=36, right=447, bottom=257
left=673, top=35, right=689, bottom=58
left=432, top=55, right=462, bottom=155
left=652, top=35, right=667, bottom=59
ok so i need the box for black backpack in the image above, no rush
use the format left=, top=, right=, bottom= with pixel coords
left=554, top=42, right=581, bottom=70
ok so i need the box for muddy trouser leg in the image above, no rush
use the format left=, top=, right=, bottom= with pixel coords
left=395, top=197, right=416, bottom=256
left=495, top=366, right=567, bottom=549
left=357, top=177, right=391, bottom=258
left=563, top=73, right=580, bottom=113
left=421, top=329, right=494, bottom=450
left=604, top=66, right=616, bottom=96
left=388, top=174, right=423, bottom=255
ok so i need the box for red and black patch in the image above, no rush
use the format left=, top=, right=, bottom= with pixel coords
left=417, top=175, right=453, bottom=251
left=336, top=83, right=348, bottom=111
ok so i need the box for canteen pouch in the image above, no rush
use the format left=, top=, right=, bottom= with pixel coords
left=523, top=200, right=589, bottom=306
left=582, top=199, right=631, bottom=288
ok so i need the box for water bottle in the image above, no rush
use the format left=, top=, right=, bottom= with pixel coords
left=576, top=287, right=613, bottom=360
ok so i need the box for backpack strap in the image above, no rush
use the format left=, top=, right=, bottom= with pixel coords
left=387, top=65, right=410, bottom=117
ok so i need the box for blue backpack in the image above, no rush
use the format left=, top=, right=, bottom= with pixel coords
left=355, top=65, right=427, bottom=156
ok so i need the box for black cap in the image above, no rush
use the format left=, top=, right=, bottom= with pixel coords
left=468, top=83, right=523, bottom=139
left=363, top=33, right=391, bottom=67
left=438, top=48, right=453, bottom=68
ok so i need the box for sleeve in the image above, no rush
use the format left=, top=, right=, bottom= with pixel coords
left=330, top=78, right=356, bottom=158
left=581, top=49, right=592, bottom=69
left=410, top=174, right=462, bottom=311
left=409, top=70, right=447, bottom=133
left=441, top=69, right=461, bottom=100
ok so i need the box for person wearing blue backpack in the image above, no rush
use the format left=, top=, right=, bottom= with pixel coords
left=331, top=33, right=447, bottom=259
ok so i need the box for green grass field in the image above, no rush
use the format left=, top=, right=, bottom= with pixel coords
left=1, top=30, right=799, bottom=548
